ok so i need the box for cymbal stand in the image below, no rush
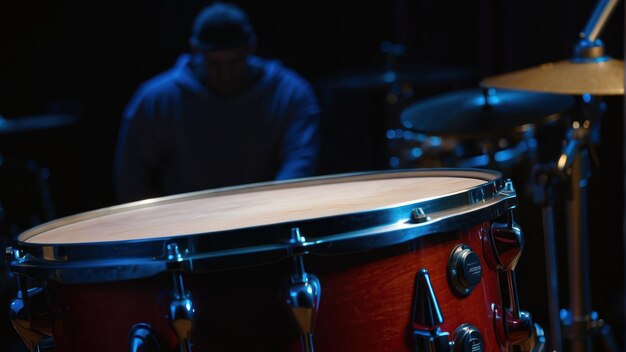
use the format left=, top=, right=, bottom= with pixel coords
left=556, top=115, right=616, bottom=352
left=530, top=161, right=562, bottom=352
left=540, top=0, right=620, bottom=349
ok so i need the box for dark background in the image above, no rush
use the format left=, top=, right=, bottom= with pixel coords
left=0, top=0, right=623, bottom=351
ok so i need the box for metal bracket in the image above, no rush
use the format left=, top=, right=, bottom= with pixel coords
left=283, top=228, right=320, bottom=352
left=167, top=243, right=194, bottom=352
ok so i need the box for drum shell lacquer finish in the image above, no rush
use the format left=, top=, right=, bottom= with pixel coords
left=45, top=222, right=500, bottom=351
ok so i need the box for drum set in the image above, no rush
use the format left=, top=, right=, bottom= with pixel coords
left=3, top=1, right=624, bottom=352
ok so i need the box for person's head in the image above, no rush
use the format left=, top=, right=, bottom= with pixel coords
left=189, top=2, right=257, bottom=96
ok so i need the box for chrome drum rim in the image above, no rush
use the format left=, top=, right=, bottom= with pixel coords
left=7, top=168, right=516, bottom=283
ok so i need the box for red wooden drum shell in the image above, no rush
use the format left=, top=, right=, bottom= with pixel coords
left=46, top=223, right=501, bottom=351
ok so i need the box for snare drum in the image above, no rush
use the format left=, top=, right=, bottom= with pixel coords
left=7, top=169, right=541, bottom=352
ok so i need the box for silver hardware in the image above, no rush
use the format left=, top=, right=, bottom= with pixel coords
left=447, top=244, right=482, bottom=297
left=10, top=276, right=54, bottom=352
left=129, top=323, right=162, bottom=352
left=167, top=243, right=183, bottom=262
left=410, top=208, right=431, bottom=224
left=169, top=269, right=194, bottom=352
left=503, top=178, right=515, bottom=193
left=578, top=0, right=619, bottom=45
left=487, top=212, right=536, bottom=350
left=284, top=228, right=320, bottom=352
left=452, top=324, right=484, bottom=352
left=412, top=269, right=451, bottom=352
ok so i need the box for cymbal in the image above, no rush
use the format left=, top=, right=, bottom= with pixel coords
left=0, top=114, right=77, bottom=135
left=480, top=58, right=624, bottom=95
left=316, top=63, right=477, bottom=91
left=400, top=88, right=574, bottom=136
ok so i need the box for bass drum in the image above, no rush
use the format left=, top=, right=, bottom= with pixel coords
left=8, top=169, right=542, bottom=351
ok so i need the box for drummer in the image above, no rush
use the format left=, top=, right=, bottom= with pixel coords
left=114, top=2, right=321, bottom=203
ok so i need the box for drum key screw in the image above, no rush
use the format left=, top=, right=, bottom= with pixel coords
left=410, top=208, right=431, bottom=223
left=167, top=243, right=183, bottom=262
left=503, top=179, right=515, bottom=193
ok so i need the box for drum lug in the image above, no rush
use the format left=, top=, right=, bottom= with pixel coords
left=9, top=275, right=56, bottom=352
left=167, top=243, right=194, bottom=352
left=485, top=212, right=536, bottom=349
left=411, top=269, right=452, bottom=352
left=493, top=305, right=537, bottom=350
left=283, top=228, right=320, bottom=352
left=483, top=210, right=524, bottom=272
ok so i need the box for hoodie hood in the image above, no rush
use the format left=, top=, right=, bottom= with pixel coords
left=171, top=53, right=284, bottom=102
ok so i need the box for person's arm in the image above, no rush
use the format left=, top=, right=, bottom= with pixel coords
left=113, top=93, right=162, bottom=203
left=275, top=83, right=321, bottom=180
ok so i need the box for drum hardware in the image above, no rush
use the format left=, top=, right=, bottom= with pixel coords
left=559, top=310, right=618, bottom=351
left=166, top=243, right=194, bottom=352
left=531, top=162, right=563, bottom=352
left=128, top=323, right=163, bottom=352
left=480, top=0, right=623, bottom=348
left=8, top=274, right=55, bottom=352
left=483, top=209, right=537, bottom=350
left=555, top=118, right=617, bottom=352
left=282, top=228, right=320, bottom=352
left=529, top=114, right=618, bottom=352
left=412, top=268, right=453, bottom=352
left=6, top=247, right=57, bottom=352
left=559, top=121, right=595, bottom=352
left=447, top=244, right=482, bottom=297
left=452, top=324, right=484, bottom=352
left=410, top=208, right=431, bottom=223
left=412, top=268, right=488, bottom=352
